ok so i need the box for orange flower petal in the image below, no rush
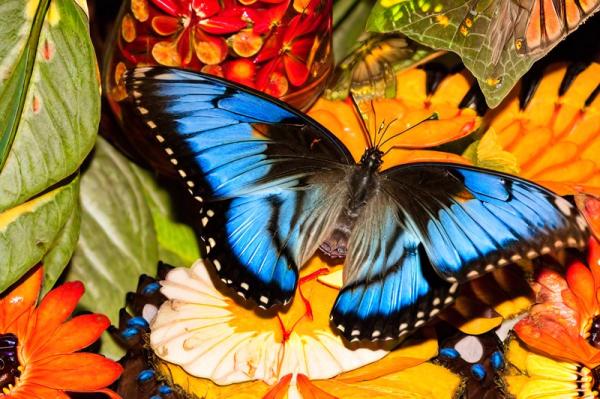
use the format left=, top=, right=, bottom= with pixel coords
left=30, top=314, right=110, bottom=359
left=0, top=266, right=42, bottom=331
left=590, top=238, right=600, bottom=286
left=94, top=388, right=123, bottom=399
left=27, top=353, right=123, bottom=392
left=297, top=374, right=338, bottom=399
left=566, top=261, right=597, bottom=319
left=11, top=383, right=70, bottom=399
left=26, top=282, right=84, bottom=355
left=263, top=374, right=292, bottom=399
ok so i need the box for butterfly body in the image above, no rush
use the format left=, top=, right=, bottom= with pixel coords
left=321, top=148, right=385, bottom=259
left=126, top=67, right=589, bottom=342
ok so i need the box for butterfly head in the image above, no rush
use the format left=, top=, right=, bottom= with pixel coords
left=359, top=147, right=384, bottom=172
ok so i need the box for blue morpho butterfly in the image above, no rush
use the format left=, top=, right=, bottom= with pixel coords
left=125, top=67, right=589, bottom=342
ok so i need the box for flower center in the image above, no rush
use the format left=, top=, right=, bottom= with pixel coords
left=0, top=333, right=21, bottom=392
left=587, top=315, right=600, bottom=349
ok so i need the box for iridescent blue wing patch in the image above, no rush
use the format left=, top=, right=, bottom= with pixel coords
left=332, top=195, right=457, bottom=341
left=382, top=163, right=590, bottom=283
left=125, top=67, right=354, bottom=308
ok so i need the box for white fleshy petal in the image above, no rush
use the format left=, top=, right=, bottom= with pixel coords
left=150, top=259, right=391, bottom=385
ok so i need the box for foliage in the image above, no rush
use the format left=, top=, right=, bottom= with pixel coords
left=0, top=0, right=98, bottom=290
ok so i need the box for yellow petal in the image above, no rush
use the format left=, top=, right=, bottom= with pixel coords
left=336, top=329, right=438, bottom=382
left=317, top=269, right=343, bottom=289
left=439, top=296, right=503, bottom=335
left=314, top=362, right=460, bottom=399
left=156, top=361, right=270, bottom=399
left=516, top=378, right=582, bottom=399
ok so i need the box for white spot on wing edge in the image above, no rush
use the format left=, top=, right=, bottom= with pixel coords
left=554, top=197, right=572, bottom=216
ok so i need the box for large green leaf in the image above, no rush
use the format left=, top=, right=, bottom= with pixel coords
left=131, top=167, right=201, bottom=267
left=0, top=0, right=99, bottom=210
left=68, top=138, right=200, bottom=358
left=367, top=0, right=537, bottom=107
left=0, top=175, right=79, bottom=291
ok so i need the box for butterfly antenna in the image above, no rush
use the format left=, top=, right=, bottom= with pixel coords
left=375, top=117, right=399, bottom=148
left=378, top=112, right=439, bottom=152
left=349, top=95, right=375, bottom=148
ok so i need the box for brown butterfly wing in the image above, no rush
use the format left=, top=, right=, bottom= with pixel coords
left=515, top=0, right=600, bottom=54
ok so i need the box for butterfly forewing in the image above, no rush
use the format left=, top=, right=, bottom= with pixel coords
left=125, top=67, right=354, bottom=307
left=381, top=163, right=589, bottom=283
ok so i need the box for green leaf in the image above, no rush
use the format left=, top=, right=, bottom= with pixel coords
left=41, top=199, right=81, bottom=292
left=67, top=138, right=200, bottom=357
left=131, top=167, right=201, bottom=267
left=463, top=129, right=520, bottom=174
left=0, top=175, right=79, bottom=291
left=0, top=0, right=99, bottom=210
left=333, top=0, right=374, bottom=63
left=67, top=138, right=160, bottom=357
left=366, top=0, right=538, bottom=107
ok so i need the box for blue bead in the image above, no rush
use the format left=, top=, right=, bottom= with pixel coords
left=490, top=351, right=504, bottom=371
left=470, top=364, right=486, bottom=381
left=121, top=327, right=140, bottom=339
left=137, top=369, right=155, bottom=382
left=127, top=316, right=150, bottom=329
left=142, top=282, right=161, bottom=295
left=158, top=385, right=173, bottom=394
left=150, top=396, right=162, bottom=399
left=439, top=347, right=460, bottom=359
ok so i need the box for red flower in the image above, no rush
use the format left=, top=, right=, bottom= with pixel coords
left=149, top=0, right=246, bottom=66
left=515, top=238, right=600, bottom=368
left=255, top=0, right=331, bottom=93
left=0, top=266, right=122, bottom=398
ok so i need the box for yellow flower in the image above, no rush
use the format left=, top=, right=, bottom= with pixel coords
left=504, top=338, right=598, bottom=398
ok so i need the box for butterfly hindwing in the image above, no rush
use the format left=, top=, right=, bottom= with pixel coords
left=382, top=163, right=589, bottom=283
left=332, top=195, right=457, bottom=341
left=125, top=67, right=354, bottom=307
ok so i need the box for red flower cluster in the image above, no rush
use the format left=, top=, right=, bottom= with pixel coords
left=118, top=0, right=331, bottom=97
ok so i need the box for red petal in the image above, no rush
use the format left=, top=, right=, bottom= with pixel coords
left=256, top=58, right=281, bottom=90
left=290, top=37, right=314, bottom=60
left=149, top=0, right=180, bottom=16
left=283, top=14, right=315, bottom=42
left=26, top=282, right=84, bottom=356
left=248, top=1, right=290, bottom=34
left=193, top=0, right=221, bottom=18
left=30, top=314, right=110, bottom=360
left=199, top=15, right=247, bottom=35
left=28, top=353, right=123, bottom=391
left=151, top=16, right=180, bottom=36
left=178, top=29, right=193, bottom=66
left=0, top=266, right=42, bottom=331
left=254, top=31, right=283, bottom=62
left=284, top=54, right=309, bottom=86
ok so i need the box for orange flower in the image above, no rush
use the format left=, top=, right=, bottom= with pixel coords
left=0, top=266, right=123, bottom=398
left=514, top=238, right=600, bottom=368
